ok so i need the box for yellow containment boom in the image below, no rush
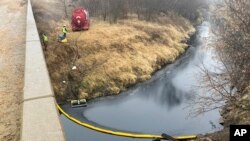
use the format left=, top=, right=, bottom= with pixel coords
left=56, top=104, right=197, bottom=140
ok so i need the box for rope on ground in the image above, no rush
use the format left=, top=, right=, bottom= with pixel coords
left=56, top=104, right=197, bottom=140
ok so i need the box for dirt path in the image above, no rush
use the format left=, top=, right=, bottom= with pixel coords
left=0, top=0, right=26, bottom=140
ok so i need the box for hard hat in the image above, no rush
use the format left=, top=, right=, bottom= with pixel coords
left=63, top=25, right=66, bottom=27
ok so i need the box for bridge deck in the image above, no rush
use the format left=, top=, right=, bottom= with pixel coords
left=21, top=0, right=65, bottom=140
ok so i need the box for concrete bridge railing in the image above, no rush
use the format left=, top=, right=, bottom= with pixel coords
left=21, top=0, right=65, bottom=140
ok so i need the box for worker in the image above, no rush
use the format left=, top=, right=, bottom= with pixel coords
left=62, top=25, right=68, bottom=38
left=42, top=33, right=48, bottom=51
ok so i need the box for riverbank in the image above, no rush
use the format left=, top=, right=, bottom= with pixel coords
left=197, top=2, right=250, bottom=140
left=60, top=20, right=224, bottom=141
left=47, top=18, right=194, bottom=102
left=197, top=86, right=250, bottom=141
left=30, top=0, right=195, bottom=102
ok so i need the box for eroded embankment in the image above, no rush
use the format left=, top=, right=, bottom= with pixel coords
left=199, top=86, right=250, bottom=141
left=31, top=0, right=195, bottom=103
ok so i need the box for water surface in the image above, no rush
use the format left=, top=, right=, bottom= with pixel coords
left=60, top=21, right=223, bottom=141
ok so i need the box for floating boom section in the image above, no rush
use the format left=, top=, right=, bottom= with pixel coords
left=57, top=104, right=197, bottom=140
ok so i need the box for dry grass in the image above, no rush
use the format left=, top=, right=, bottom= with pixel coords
left=43, top=16, right=195, bottom=101
left=31, top=0, right=195, bottom=101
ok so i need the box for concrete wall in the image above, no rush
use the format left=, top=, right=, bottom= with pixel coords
left=21, top=0, right=65, bottom=140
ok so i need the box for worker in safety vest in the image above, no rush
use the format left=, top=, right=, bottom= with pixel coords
left=42, top=33, right=48, bottom=51
left=62, top=25, right=68, bottom=38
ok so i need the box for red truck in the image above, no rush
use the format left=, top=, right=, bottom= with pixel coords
left=71, top=7, right=90, bottom=31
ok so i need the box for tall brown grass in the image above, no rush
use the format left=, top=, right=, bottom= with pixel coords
left=44, top=16, right=194, bottom=101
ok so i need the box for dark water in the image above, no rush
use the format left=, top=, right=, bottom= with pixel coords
left=60, top=21, right=223, bottom=141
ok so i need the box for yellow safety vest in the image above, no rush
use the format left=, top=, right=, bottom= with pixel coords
left=62, top=27, right=68, bottom=34
left=43, top=35, right=48, bottom=42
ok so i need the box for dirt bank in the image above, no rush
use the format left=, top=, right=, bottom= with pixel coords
left=196, top=86, right=250, bottom=141
left=31, top=0, right=195, bottom=103
left=0, top=0, right=26, bottom=140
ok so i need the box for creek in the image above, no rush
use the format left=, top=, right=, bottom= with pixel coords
left=60, top=21, right=223, bottom=141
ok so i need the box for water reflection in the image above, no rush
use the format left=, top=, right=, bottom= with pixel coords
left=137, top=79, right=188, bottom=109
left=61, top=21, right=223, bottom=141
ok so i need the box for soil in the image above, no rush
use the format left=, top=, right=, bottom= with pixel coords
left=0, top=0, right=26, bottom=140
left=197, top=87, right=250, bottom=141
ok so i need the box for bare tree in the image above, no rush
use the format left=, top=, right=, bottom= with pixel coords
left=100, top=0, right=109, bottom=21
left=75, top=0, right=206, bottom=23
left=62, top=0, right=68, bottom=18
left=191, top=0, right=250, bottom=115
